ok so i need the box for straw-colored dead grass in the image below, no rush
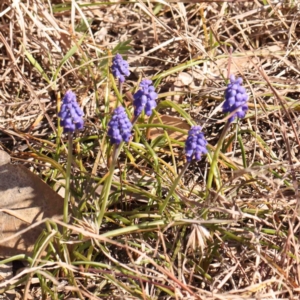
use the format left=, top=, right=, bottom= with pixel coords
left=1, top=0, right=300, bottom=299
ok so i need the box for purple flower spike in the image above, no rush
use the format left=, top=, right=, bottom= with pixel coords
left=108, top=106, right=133, bottom=145
left=133, top=79, right=157, bottom=117
left=223, top=75, right=249, bottom=123
left=111, top=53, right=130, bottom=83
left=58, top=90, right=84, bottom=133
left=185, top=126, right=207, bottom=163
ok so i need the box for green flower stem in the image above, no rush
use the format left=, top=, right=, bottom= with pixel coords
left=159, top=161, right=190, bottom=214
left=63, top=132, right=73, bottom=230
left=110, top=74, right=124, bottom=108
left=206, top=121, right=231, bottom=195
left=97, top=144, right=122, bottom=227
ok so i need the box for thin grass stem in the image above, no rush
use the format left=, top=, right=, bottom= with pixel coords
left=119, top=81, right=123, bottom=99
left=206, top=121, right=231, bottom=196
left=160, top=162, right=190, bottom=214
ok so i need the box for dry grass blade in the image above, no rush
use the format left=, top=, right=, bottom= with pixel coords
left=1, top=0, right=300, bottom=299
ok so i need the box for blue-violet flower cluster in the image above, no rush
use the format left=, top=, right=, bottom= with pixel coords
left=133, top=79, right=157, bottom=117
left=222, top=75, right=249, bottom=123
left=58, top=90, right=84, bottom=133
left=111, top=53, right=130, bottom=83
left=185, top=126, right=207, bottom=162
left=108, top=106, right=132, bottom=145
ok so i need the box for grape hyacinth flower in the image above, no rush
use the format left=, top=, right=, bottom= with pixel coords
left=223, top=75, right=249, bottom=123
left=58, top=90, right=84, bottom=227
left=108, top=106, right=132, bottom=145
left=206, top=75, right=248, bottom=193
left=133, top=79, right=157, bottom=117
left=111, top=53, right=130, bottom=83
left=58, top=90, right=84, bottom=133
left=98, top=106, right=132, bottom=226
left=185, top=125, right=208, bottom=163
left=160, top=125, right=208, bottom=214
